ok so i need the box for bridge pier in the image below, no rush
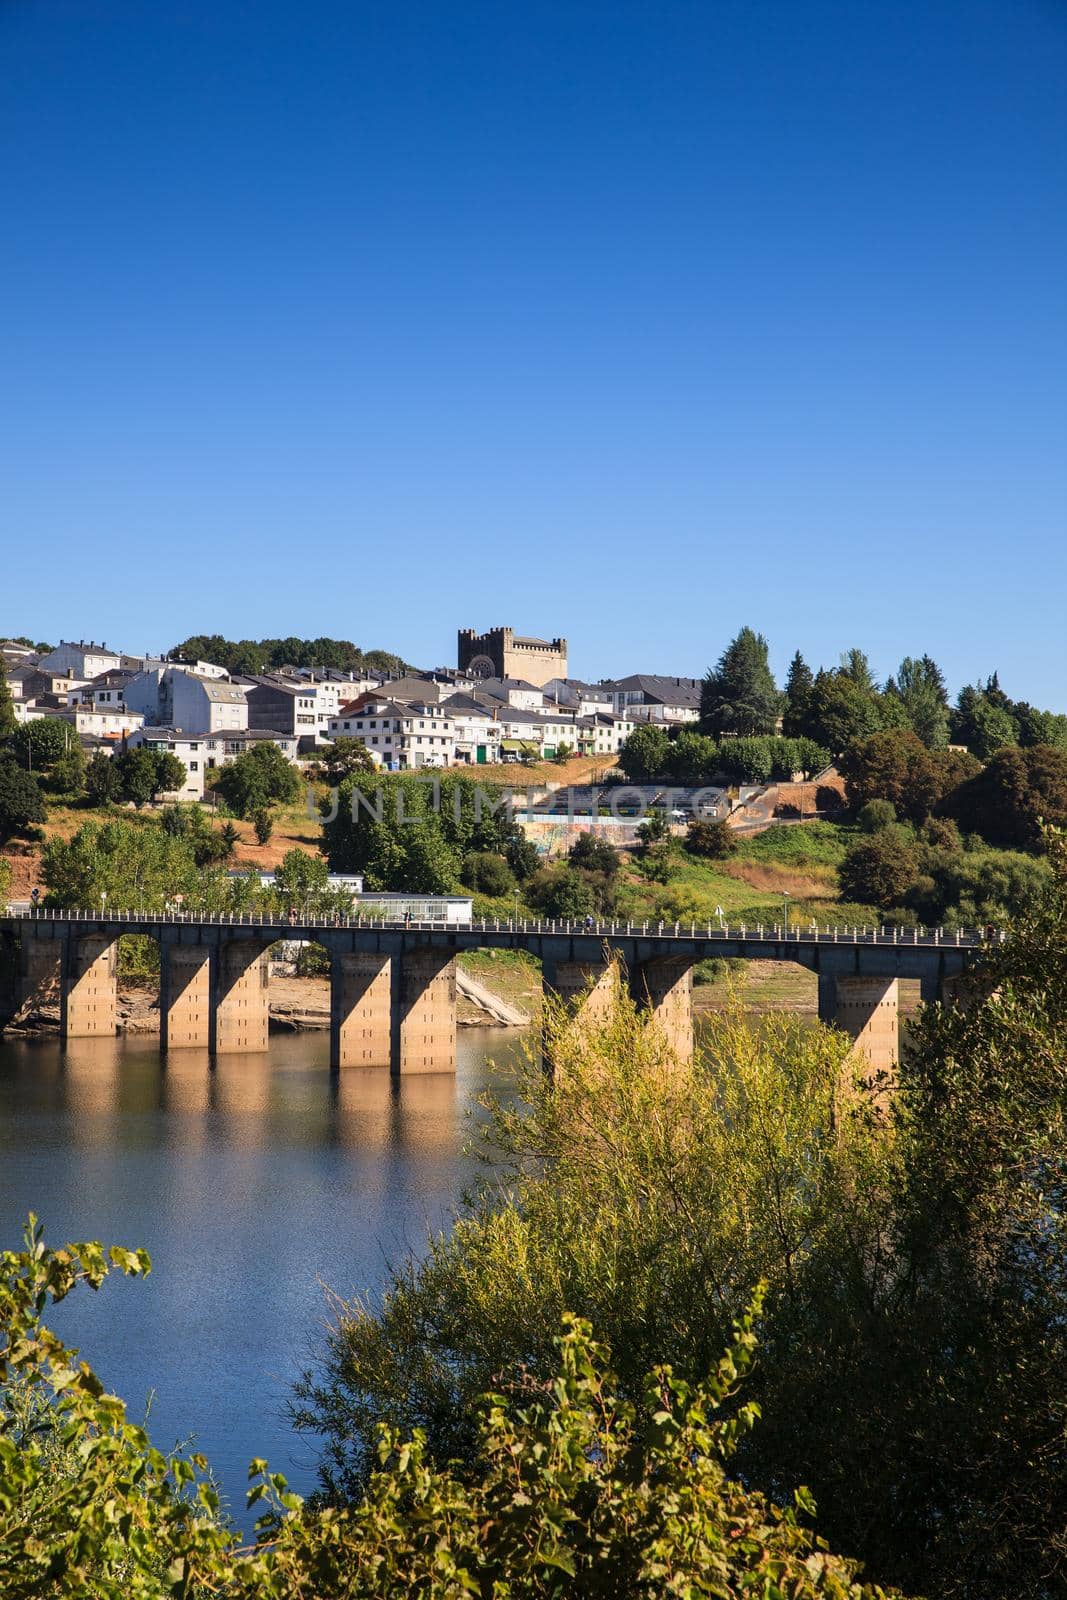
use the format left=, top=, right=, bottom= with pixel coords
left=542, top=959, right=619, bottom=1025
left=330, top=950, right=393, bottom=1068
left=394, top=951, right=457, bottom=1074
left=60, top=935, right=118, bottom=1040
left=819, top=973, right=899, bottom=1079
left=15, top=931, right=62, bottom=1027
left=160, top=944, right=213, bottom=1050
left=211, top=941, right=269, bottom=1054
left=631, top=956, right=694, bottom=1060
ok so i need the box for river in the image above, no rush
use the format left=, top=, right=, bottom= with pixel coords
left=0, top=1028, right=528, bottom=1521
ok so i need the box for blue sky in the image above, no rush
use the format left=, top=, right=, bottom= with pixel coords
left=2, top=0, right=1064, bottom=703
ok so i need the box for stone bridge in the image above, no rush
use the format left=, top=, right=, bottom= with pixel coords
left=0, top=910, right=992, bottom=1075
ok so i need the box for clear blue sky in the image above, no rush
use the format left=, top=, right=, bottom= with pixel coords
left=2, top=0, right=1065, bottom=703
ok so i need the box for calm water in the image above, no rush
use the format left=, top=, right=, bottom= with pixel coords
left=0, top=1028, right=527, bottom=1520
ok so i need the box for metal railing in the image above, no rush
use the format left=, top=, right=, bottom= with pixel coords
left=1, top=905, right=996, bottom=948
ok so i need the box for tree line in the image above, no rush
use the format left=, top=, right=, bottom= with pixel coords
left=170, top=633, right=411, bottom=678
left=694, top=626, right=1067, bottom=757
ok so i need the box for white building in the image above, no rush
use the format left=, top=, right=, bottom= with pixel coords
left=474, top=677, right=546, bottom=711
left=327, top=698, right=457, bottom=769
left=200, top=728, right=300, bottom=768
left=38, top=640, right=122, bottom=681
left=542, top=678, right=615, bottom=717
left=125, top=727, right=206, bottom=800
left=604, top=675, right=701, bottom=724
left=576, top=712, right=634, bottom=755
left=440, top=693, right=503, bottom=764
left=122, top=666, right=249, bottom=735
left=57, top=704, right=145, bottom=742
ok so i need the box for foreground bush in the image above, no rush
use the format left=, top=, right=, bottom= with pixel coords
left=0, top=1222, right=895, bottom=1598
left=296, top=836, right=1067, bottom=1600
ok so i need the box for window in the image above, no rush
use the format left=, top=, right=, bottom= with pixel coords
left=189, top=761, right=198, bottom=772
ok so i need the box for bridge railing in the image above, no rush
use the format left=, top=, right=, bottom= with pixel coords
left=0, top=904, right=996, bottom=948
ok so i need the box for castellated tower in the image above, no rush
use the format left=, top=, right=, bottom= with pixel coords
left=457, top=626, right=568, bottom=687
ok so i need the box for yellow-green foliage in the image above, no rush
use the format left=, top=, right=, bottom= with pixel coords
left=0, top=1218, right=900, bottom=1598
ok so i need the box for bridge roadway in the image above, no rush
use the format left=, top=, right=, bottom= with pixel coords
left=0, top=910, right=993, bottom=1075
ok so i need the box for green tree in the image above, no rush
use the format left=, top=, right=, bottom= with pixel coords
left=85, top=749, right=122, bottom=805
left=857, top=798, right=896, bottom=833
left=0, top=655, right=15, bottom=740
left=663, top=728, right=718, bottom=782
left=9, top=718, right=76, bottom=774
left=505, top=831, right=541, bottom=881
left=49, top=740, right=87, bottom=798
left=274, top=846, right=329, bottom=902
left=781, top=650, right=814, bottom=738
left=699, top=627, right=780, bottom=737
left=0, top=1221, right=898, bottom=1600
left=321, top=736, right=377, bottom=785
left=951, top=682, right=1019, bottom=757
left=322, top=772, right=516, bottom=893
left=714, top=736, right=773, bottom=784
left=460, top=850, right=515, bottom=896
left=748, top=831, right=1067, bottom=1598
left=568, top=832, right=619, bottom=876
left=40, top=819, right=204, bottom=909
left=214, top=742, right=301, bottom=818
left=290, top=982, right=855, bottom=1500
left=801, top=669, right=886, bottom=752
left=618, top=724, right=670, bottom=781
left=1015, top=703, right=1067, bottom=751
left=113, top=748, right=186, bottom=806
left=942, top=743, right=1067, bottom=850
left=252, top=806, right=274, bottom=844
left=838, top=647, right=877, bottom=693
left=525, top=865, right=595, bottom=919
left=837, top=828, right=920, bottom=909
left=884, top=656, right=950, bottom=749
left=0, top=759, right=45, bottom=840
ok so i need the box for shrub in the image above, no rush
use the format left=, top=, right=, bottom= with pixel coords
left=686, top=818, right=736, bottom=858
left=252, top=807, right=274, bottom=845
left=0, top=1220, right=897, bottom=1598
left=568, top=832, right=619, bottom=875
left=858, top=799, right=897, bottom=833
left=837, top=829, right=920, bottom=909
left=525, top=865, right=595, bottom=919
left=461, top=850, right=515, bottom=896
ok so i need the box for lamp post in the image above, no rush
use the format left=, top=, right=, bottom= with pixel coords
left=783, top=892, right=790, bottom=934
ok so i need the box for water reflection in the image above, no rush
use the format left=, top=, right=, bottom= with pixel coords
left=0, top=1027, right=525, bottom=1519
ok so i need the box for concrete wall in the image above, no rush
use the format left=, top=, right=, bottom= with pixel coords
left=60, top=935, right=118, bottom=1039
left=212, top=941, right=269, bottom=1053
left=330, top=950, right=393, bottom=1067
left=160, top=945, right=213, bottom=1049
left=396, top=952, right=457, bottom=1073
